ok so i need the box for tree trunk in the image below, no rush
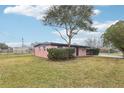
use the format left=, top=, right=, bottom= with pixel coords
left=68, top=37, right=71, bottom=48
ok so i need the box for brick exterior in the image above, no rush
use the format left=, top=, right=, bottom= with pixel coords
left=34, top=45, right=87, bottom=58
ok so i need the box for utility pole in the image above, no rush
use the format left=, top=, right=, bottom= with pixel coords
left=22, top=37, right=24, bottom=48
left=21, top=37, right=24, bottom=54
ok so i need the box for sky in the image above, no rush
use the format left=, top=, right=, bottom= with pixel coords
left=0, top=5, right=124, bottom=47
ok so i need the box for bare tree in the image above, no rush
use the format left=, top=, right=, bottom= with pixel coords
left=85, top=36, right=103, bottom=48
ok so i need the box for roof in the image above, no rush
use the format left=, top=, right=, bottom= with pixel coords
left=34, top=42, right=89, bottom=48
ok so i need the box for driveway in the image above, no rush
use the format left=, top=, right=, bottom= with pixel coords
left=99, top=53, right=123, bottom=58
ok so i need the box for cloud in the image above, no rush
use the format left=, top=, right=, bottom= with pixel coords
left=72, top=31, right=103, bottom=45
left=4, top=6, right=101, bottom=20
left=3, top=6, right=118, bottom=45
left=93, top=20, right=118, bottom=31
left=52, top=20, right=119, bottom=35
left=93, top=9, right=101, bottom=15
left=52, top=29, right=103, bottom=45
left=4, top=5, right=50, bottom=20
left=52, top=20, right=119, bottom=45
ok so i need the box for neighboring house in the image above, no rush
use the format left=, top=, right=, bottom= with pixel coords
left=100, top=47, right=120, bottom=53
left=0, top=47, right=13, bottom=53
left=33, top=42, right=90, bottom=58
left=13, top=47, right=31, bottom=54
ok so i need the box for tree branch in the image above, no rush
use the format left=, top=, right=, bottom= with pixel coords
left=54, top=28, right=68, bottom=44
left=46, top=24, right=65, bottom=29
left=71, top=29, right=80, bottom=38
left=64, top=23, right=69, bottom=37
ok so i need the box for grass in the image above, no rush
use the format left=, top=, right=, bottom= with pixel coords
left=0, top=54, right=124, bottom=88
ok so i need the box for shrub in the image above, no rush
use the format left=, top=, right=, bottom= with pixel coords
left=109, top=49, right=117, bottom=53
left=86, top=48, right=100, bottom=55
left=47, top=48, right=75, bottom=60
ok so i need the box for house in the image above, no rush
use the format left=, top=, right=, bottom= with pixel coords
left=33, top=42, right=90, bottom=58
left=13, top=47, right=32, bottom=54
left=0, top=47, right=13, bottom=53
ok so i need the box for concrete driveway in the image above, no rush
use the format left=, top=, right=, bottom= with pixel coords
left=99, top=53, right=123, bottom=58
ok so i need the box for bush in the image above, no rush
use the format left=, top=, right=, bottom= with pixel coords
left=109, top=49, right=116, bottom=53
left=86, top=48, right=100, bottom=55
left=47, top=48, right=75, bottom=60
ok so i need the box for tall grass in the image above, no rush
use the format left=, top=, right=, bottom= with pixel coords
left=0, top=54, right=123, bottom=87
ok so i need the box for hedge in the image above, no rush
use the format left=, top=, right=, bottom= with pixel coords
left=86, top=48, right=100, bottom=55
left=47, top=48, right=75, bottom=60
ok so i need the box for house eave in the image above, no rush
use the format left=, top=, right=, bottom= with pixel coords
left=34, top=42, right=90, bottom=48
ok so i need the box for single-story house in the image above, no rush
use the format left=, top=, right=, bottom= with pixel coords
left=13, top=47, right=32, bottom=54
left=33, top=42, right=90, bottom=58
left=0, top=47, right=13, bottom=53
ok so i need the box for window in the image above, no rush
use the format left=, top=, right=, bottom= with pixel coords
left=58, top=46, right=63, bottom=48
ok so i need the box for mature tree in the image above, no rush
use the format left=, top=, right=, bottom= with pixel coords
left=42, top=5, right=95, bottom=47
left=103, top=21, right=124, bottom=58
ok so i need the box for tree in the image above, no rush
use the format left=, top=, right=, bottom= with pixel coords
left=85, top=36, right=103, bottom=48
left=103, top=21, right=124, bottom=58
left=0, top=43, right=8, bottom=49
left=42, top=5, right=95, bottom=47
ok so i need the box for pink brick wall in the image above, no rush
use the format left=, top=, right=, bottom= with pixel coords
left=78, top=48, right=86, bottom=56
left=34, top=45, right=57, bottom=58
left=73, top=48, right=86, bottom=56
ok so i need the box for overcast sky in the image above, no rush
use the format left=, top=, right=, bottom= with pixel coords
left=0, top=5, right=124, bottom=47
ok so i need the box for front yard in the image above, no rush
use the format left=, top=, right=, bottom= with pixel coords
left=0, top=54, right=124, bottom=87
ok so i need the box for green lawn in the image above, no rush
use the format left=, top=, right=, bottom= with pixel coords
left=0, top=54, right=124, bottom=88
